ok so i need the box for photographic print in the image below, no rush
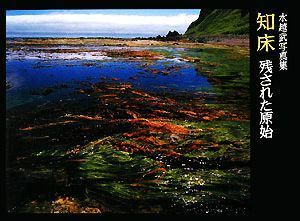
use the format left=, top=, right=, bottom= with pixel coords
left=5, top=9, right=250, bottom=214
left=3, top=1, right=292, bottom=216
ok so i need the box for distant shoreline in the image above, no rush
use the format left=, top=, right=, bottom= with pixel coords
left=6, top=34, right=249, bottom=41
left=6, top=32, right=249, bottom=42
left=6, top=36, right=249, bottom=48
left=6, top=36, right=138, bottom=40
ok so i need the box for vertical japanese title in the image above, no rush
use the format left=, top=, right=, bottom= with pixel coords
left=257, top=12, right=288, bottom=139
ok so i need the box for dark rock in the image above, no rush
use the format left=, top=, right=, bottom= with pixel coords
left=42, top=88, right=54, bottom=96
left=6, top=80, right=12, bottom=89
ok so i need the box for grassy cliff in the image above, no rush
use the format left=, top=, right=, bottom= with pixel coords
left=185, top=9, right=249, bottom=37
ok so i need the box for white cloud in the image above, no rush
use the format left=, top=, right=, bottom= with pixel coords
left=6, top=13, right=198, bottom=35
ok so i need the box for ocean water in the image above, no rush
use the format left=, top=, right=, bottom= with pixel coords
left=5, top=40, right=250, bottom=214
left=6, top=32, right=155, bottom=38
left=6, top=46, right=212, bottom=109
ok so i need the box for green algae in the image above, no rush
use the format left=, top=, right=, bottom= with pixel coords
left=182, top=47, right=249, bottom=102
left=6, top=41, right=250, bottom=214
left=62, top=140, right=250, bottom=213
left=69, top=140, right=249, bottom=213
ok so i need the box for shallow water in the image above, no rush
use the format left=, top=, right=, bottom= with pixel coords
left=6, top=42, right=250, bottom=214
left=6, top=47, right=211, bottom=109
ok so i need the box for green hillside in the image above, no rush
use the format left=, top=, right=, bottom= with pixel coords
left=185, top=9, right=249, bottom=37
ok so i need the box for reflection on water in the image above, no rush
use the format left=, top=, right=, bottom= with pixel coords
left=6, top=51, right=211, bottom=109
left=6, top=43, right=249, bottom=214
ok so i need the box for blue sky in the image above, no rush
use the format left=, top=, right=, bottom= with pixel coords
left=6, top=10, right=200, bottom=36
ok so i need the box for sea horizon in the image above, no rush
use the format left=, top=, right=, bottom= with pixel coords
left=6, top=32, right=160, bottom=39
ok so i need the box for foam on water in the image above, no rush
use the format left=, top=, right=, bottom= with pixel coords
left=7, top=50, right=111, bottom=61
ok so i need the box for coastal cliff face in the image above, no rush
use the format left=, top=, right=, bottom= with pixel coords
left=185, top=9, right=249, bottom=37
